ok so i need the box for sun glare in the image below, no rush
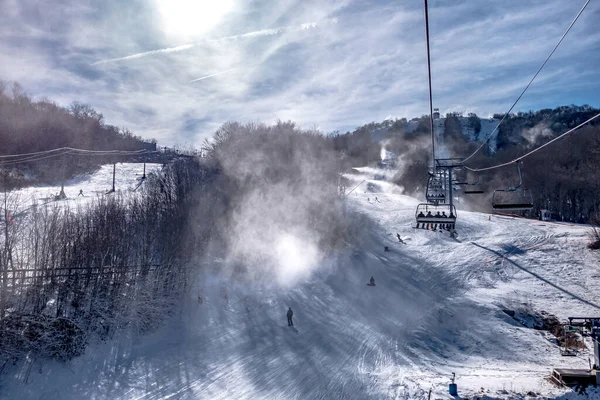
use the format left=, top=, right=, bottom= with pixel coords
left=156, top=0, right=233, bottom=38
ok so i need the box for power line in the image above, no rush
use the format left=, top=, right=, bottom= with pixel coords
left=0, top=147, right=151, bottom=159
left=462, top=0, right=592, bottom=164
left=465, top=111, right=600, bottom=172
left=0, top=148, right=153, bottom=166
left=0, top=149, right=71, bottom=166
left=0, top=147, right=66, bottom=159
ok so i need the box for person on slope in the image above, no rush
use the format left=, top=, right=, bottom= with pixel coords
left=287, top=307, right=294, bottom=326
left=369, top=276, right=376, bottom=286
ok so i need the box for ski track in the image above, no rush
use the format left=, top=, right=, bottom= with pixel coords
left=2, top=168, right=600, bottom=399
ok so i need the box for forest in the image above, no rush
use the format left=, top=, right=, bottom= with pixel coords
left=0, top=81, right=158, bottom=187
left=0, top=81, right=155, bottom=154
left=331, top=105, right=600, bottom=223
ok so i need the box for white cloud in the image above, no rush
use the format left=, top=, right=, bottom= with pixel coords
left=0, top=0, right=598, bottom=145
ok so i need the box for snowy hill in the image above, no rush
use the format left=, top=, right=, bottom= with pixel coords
left=402, top=116, right=499, bottom=151
left=2, top=165, right=599, bottom=399
left=8, top=162, right=162, bottom=209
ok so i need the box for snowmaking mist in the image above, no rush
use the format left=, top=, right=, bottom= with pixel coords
left=202, top=121, right=343, bottom=288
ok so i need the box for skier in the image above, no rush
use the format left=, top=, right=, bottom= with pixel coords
left=368, top=276, right=376, bottom=286
left=397, top=233, right=404, bottom=244
left=287, top=307, right=294, bottom=326
left=78, top=189, right=84, bottom=197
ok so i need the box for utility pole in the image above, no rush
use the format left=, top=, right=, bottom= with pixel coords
left=448, top=167, right=453, bottom=212
left=1, top=190, right=9, bottom=319
left=111, top=163, right=116, bottom=193
left=59, top=151, right=67, bottom=199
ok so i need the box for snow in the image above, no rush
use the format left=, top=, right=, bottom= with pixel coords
left=7, top=163, right=163, bottom=210
left=2, top=165, right=600, bottom=399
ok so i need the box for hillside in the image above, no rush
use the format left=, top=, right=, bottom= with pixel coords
left=332, top=105, right=600, bottom=223
left=0, top=81, right=158, bottom=187
left=2, top=163, right=599, bottom=399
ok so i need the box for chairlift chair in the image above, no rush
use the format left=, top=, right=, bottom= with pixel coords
left=462, top=174, right=484, bottom=194
left=492, top=162, right=533, bottom=211
left=426, top=172, right=447, bottom=204
left=415, top=203, right=457, bottom=229
left=492, top=189, right=534, bottom=210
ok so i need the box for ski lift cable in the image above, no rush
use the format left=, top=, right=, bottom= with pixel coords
left=424, top=0, right=435, bottom=169
left=65, top=148, right=151, bottom=154
left=0, top=147, right=68, bottom=158
left=462, top=0, right=592, bottom=165
left=69, top=150, right=157, bottom=156
left=0, top=149, right=151, bottom=166
left=0, top=147, right=150, bottom=159
left=465, top=111, right=600, bottom=172
left=0, top=149, right=72, bottom=166
left=0, top=148, right=153, bottom=166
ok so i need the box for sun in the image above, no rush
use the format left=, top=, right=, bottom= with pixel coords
left=155, top=0, right=233, bottom=38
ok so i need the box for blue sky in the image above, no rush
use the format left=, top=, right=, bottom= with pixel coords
left=0, top=0, right=598, bottom=145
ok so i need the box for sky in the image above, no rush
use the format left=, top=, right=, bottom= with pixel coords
left=0, top=0, right=598, bottom=146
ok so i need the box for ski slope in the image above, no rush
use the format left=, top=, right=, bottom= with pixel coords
left=3, top=166, right=600, bottom=399
left=7, top=163, right=162, bottom=210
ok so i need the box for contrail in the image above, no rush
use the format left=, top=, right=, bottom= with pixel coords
left=92, top=18, right=337, bottom=66
left=190, top=68, right=237, bottom=83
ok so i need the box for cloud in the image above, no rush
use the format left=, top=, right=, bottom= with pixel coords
left=0, top=0, right=598, bottom=146
left=92, top=18, right=338, bottom=65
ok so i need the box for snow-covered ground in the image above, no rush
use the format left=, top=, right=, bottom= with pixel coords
left=2, top=165, right=600, bottom=399
left=7, top=163, right=162, bottom=210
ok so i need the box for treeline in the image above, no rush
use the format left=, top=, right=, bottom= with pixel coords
left=0, top=81, right=158, bottom=187
left=0, top=81, right=156, bottom=154
left=494, top=105, right=599, bottom=149
left=464, top=124, right=600, bottom=222
left=0, top=158, right=208, bottom=364
left=330, top=105, right=600, bottom=223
